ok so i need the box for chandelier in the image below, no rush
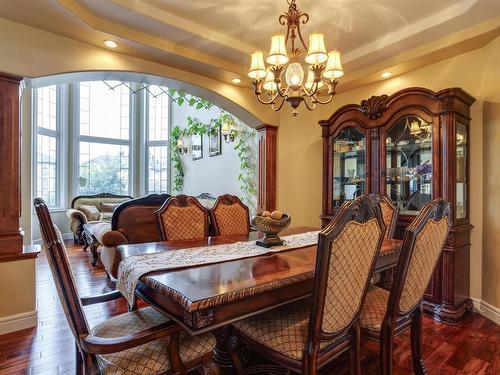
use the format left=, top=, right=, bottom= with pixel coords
left=248, top=0, right=344, bottom=116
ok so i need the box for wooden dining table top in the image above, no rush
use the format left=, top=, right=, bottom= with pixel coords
left=118, top=226, right=403, bottom=334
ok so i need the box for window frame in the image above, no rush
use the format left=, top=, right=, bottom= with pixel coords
left=144, top=85, right=171, bottom=195
left=32, top=84, right=66, bottom=210
left=73, top=81, right=134, bottom=197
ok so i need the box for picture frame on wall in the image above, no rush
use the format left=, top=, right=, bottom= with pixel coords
left=192, top=133, right=203, bottom=160
left=209, top=126, right=222, bottom=157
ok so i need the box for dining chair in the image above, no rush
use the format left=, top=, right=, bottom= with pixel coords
left=34, top=198, right=218, bottom=375
left=209, top=194, right=250, bottom=236
left=359, top=198, right=451, bottom=375
left=369, top=194, right=399, bottom=239
left=229, top=195, right=386, bottom=375
left=156, top=194, right=210, bottom=241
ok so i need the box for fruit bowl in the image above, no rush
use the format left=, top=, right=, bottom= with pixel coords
left=251, top=213, right=291, bottom=248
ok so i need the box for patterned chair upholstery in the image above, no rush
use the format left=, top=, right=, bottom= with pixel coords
left=359, top=199, right=451, bottom=375
left=369, top=194, right=399, bottom=238
left=156, top=195, right=209, bottom=241
left=231, top=195, right=385, bottom=375
left=209, top=194, right=250, bottom=236
left=34, top=198, right=217, bottom=375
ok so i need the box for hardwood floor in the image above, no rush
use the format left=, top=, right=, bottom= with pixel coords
left=0, top=242, right=498, bottom=374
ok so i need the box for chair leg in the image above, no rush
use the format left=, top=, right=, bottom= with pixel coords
left=380, top=325, right=394, bottom=375
left=349, top=323, right=361, bottom=375
left=75, top=343, right=83, bottom=375
left=411, top=305, right=427, bottom=375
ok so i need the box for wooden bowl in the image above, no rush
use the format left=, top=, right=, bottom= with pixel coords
left=251, top=214, right=291, bottom=235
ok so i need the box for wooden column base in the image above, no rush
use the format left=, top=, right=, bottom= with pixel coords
left=423, top=298, right=473, bottom=325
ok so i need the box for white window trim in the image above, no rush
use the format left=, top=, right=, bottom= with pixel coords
left=144, top=88, right=171, bottom=195
left=72, top=82, right=134, bottom=197
left=32, top=85, right=66, bottom=211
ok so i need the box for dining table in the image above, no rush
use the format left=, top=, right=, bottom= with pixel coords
left=117, top=226, right=403, bottom=368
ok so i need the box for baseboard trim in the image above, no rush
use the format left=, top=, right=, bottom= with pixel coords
left=471, top=298, right=500, bottom=324
left=0, top=310, right=38, bottom=335
left=32, top=232, right=73, bottom=245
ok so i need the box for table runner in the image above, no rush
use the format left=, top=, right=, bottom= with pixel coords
left=116, top=230, right=320, bottom=307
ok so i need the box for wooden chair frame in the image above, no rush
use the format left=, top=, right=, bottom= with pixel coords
left=369, top=193, right=399, bottom=239
left=155, top=194, right=210, bottom=241
left=230, top=195, right=386, bottom=375
left=362, top=198, right=451, bottom=375
left=34, top=198, right=217, bottom=375
left=209, top=194, right=251, bottom=236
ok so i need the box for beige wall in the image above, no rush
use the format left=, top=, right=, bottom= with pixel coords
left=482, top=102, right=500, bottom=309
left=277, top=35, right=500, bottom=310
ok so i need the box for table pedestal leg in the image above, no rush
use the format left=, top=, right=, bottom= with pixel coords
left=213, top=326, right=233, bottom=368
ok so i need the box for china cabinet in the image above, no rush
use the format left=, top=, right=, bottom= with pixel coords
left=320, top=87, right=475, bottom=324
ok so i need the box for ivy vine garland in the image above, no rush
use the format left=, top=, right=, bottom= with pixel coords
left=169, top=93, right=257, bottom=211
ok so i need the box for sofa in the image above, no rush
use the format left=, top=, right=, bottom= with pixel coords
left=87, top=193, right=217, bottom=279
left=66, top=193, right=133, bottom=244
left=98, top=194, right=171, bottom=279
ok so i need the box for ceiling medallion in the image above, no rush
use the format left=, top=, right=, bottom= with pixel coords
left=248, top=0, right=344, bottom=117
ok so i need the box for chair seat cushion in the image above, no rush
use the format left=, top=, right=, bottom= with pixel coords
left=91, top=307, right=216, bottom=374
left=233, top=301, right=336, bottom=361
left=360, top=286, right=390, bottom=332
left=233, top=302, right=311, bottom=360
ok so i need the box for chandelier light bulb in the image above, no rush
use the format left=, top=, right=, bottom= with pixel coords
left=248, top=51, right=267, bottom=79
left=323, top=50, right=344, bottom=79
left=285, top=63, right=304, bottom=87
left=305, top=69, right=323, bottom=90
left=305, top=33, right=328, bottom=65
left=267, top=34, right=289, bottom=66
left=263, top=69, right=277, bottom=92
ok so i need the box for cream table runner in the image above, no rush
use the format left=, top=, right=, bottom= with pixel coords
left=117, top=230, right=320, bottom=306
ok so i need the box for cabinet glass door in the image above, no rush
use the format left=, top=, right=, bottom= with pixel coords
left=456, top=123, right=467, bottom=219
left=332, top=127, right=366, bottom=208
left=386, top=115, right=432, bottom=214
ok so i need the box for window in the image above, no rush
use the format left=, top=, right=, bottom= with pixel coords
left=146, top=85, right=170, bottom=193
left=35, top=85, right=60, bottom=206
left=77, top=81, right=131, bottom=195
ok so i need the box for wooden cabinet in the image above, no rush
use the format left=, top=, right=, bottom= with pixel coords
left=320, top=87, right=475, bottom=324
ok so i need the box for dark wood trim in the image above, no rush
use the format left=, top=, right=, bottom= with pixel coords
left=0, top=73, right=23, bottom=255
left=256, top=124, right=278, bottom=213
left=0, top=245, right=41, bottom=263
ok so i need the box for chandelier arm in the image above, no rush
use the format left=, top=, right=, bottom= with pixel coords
left=302, top=96, right=316, bottom=111
left=311, top=92, right=334, bottom=105
left=272, top=95, right=287, bottom=112
left=256, top=91, right=280, bottom=105
left=303, top=80, right=320, bottom=97
left=296, top=14, right=309, bottom=52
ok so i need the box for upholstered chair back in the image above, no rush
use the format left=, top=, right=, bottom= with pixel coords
left=34, top=199, right=94, bottom=361
left=156, top=195, right=209, bottom=241
left=389, top=199, right=451, bottom=316
left=209, top=194, right=250, bottom=236
left=369, top=194, right=399, bottom=238
left=308, top=195, right=385, bottom=343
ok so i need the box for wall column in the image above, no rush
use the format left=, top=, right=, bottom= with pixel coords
left=0, top=73, right=23, bottom=255
left=256, top=124, right=278, bottom=213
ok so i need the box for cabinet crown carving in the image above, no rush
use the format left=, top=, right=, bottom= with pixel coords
left=360, top=94, right=389, bottom=119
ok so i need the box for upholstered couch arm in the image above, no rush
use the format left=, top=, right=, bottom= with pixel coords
left=66, top=208, right=88, bottom=225
left=101, top=230, right=129, bottom=247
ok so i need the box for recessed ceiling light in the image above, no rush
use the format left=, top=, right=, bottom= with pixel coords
left=381, top=71, right=392, bottom=78
left=104, top=40, right=118, bottom=49
left=231, top=77, right=242, bottom=84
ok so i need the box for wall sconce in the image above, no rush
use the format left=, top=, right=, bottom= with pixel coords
left=177, top=139, right=188, bottom=154
left=221, top=118, right=237, bottom=143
